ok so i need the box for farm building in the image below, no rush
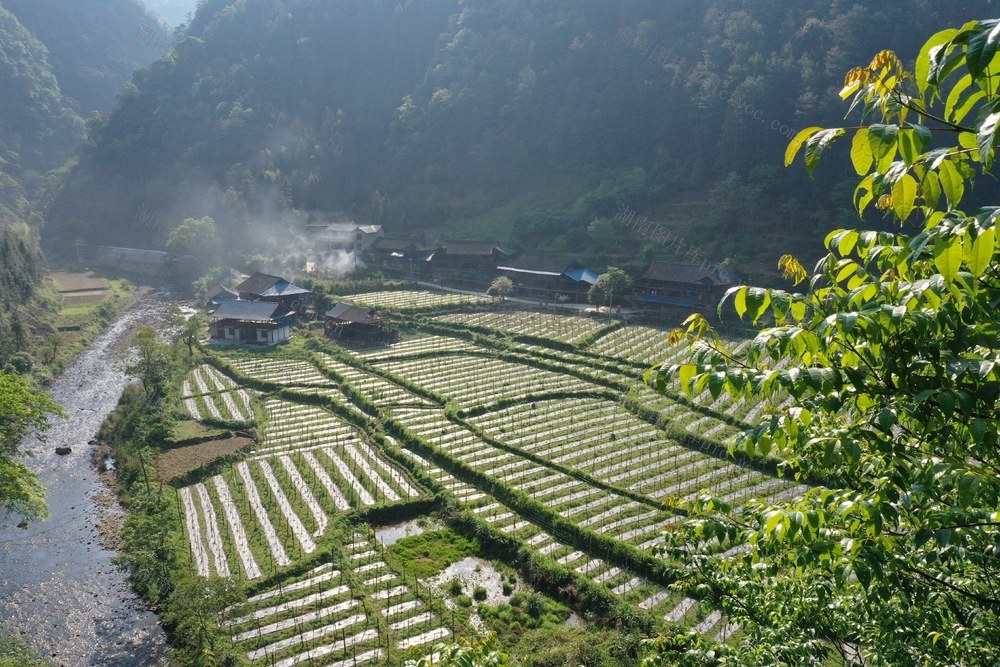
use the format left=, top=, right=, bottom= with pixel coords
left=235, top=272, right=312, bottom=313
left=632, top=261, right=737, bottom=314
left=324, top=303, right=396, bottom=344
left=206, top=285, right=238, bottom=311
left=428, top=240, right=514, bottom=286
left=497, top=254, right=598, bottom=303
left=209, top=300, right=296, bottom=345
left=368, top=238, right=438, bottom=279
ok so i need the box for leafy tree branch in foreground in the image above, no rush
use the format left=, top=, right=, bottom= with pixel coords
left=644, top=18, right=1000, bottom=667
left=0, top=372, right=63, bottom=522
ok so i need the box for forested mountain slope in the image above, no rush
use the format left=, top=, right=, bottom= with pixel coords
left=43, top=1, right=996, bottom=269
left=4, top=0, right=167, bottom=115
left=0, top=0, right=166, bottom=367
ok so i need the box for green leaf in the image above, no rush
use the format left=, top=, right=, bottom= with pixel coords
left=804, top=129, right=845, bottom=176
left=938, top=160, right=965, bottom=209
left=851, top=128, right=873, bottom=175
left=868, top=124, right=898, bottom=162
left=837, top=230, right=859, bottom=257
left=957, top=474, right=980, bottom=507
left=966, top=226, right=995, bottom=276
left=916, top=29, right=959, bottom=96
left=921, top=170, right=942, bottom=210
left=891, top=174, right=917, bottom=221
left=933, top=236, right=963, bottom=283
left=785, top=127, right=824, bottom=167
left=854, top=175, right=875, bottom=215
left=966, top=22, right=1000, bottom=81
left=977, top=111, right=1000, bottom=170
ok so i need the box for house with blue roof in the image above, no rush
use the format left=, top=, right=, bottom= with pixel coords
left=497, top=254, right=597, bottom=303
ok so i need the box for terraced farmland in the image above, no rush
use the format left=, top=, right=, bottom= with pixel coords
left=344, top=290, right=488, bottom=310
left=435, top=311, right=612, bottom=344
left=181, top=364, right=255, bottom=422
left=167, top=300, right=804, bottom=662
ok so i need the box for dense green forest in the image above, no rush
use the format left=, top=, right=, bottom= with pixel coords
left=0, top=0, right=165, bottom=367
left=43, top=0, right=996, bottom=274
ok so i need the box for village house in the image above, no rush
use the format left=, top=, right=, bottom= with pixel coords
left=497, top=254, right=598, bottom=303
left=324, top=303, right=396, bottom=345
left=367, top=238, right=438, bottom=279
left=209, top=300, right=296, bottom=345
left=632, top=261, right=737, bottom=315
left=206, top=285, right=238, bottom=312
left=234, top=272, right=313, bottom=313
left=428, top=240, right=514, bottom=287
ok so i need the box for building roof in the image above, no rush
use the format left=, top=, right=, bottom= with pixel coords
left=498, top=254, right=585, bottom=275
left=208, top=285, right=238, bottom=302
left=440, top=240, right=513, bottom=257
left=639, top=262, right=736, bottom=286
left=210, top=300, right=295, bottom=323
left=563, top=268, right=599, bottom=285
left=259, top=281, right=312, bottom=298
left=372, top=238, right=421, bottom=252
left=235, top=272, right=283, bottom=295
left=236, top=271, right=311, bottom=298
left=325, top=303, right=384, bottom=324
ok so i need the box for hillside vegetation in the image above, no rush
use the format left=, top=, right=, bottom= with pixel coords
left=0, top=0, right=166, bottom=368
left=43, top=0, right=995, bottom=272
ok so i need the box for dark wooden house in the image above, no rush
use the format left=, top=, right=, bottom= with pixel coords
left=497, top=254, right=598, bottom=303
left=209, top=300, right=296, bottom=345
left=324, top=303, right=396, bottom=344
left=429, top=241, right=514, bottom=286
left=633, top=261, right=737, bottom=315
left=368, top=238, right=438, bottom=279
left=235, top=272, right=312, bottom=312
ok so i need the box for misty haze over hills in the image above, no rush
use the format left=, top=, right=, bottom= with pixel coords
left=138, top=0, right=199, bottom=26
left=37, top=0, right=997, bottom=275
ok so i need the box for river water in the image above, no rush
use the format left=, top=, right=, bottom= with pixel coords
left=0, top=294, right=170, bottom=666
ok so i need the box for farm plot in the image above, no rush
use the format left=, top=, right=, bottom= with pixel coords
left=218, top=354, right=332, bottom=386
left=223, top=531, right=451, bottom=666
left=372, top=354, right=583, bottom=409
left=390, top=407, right=676, bottom=548
left=344, top=290, right=488, bottom=311
left=394, top=424, right=682, bottom=616
left=436, top=311, right=610, bottom=344
left=470, top=398, right=802, bottom=532
left=180, top=364, right=255, bottom=422
left=177, top=399, right=426, bottom=580
left=317, top=353, right=433, bottom=407
left=354, top=335, right=477, bottom=360
left=586, top=325, right=692, bottom=366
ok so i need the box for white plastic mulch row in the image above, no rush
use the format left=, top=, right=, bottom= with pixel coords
left=302, top=451, right=352, bottom=511
left=179, top=486, right=209, bottom=577
left=258, top=459, right=317, bottom=553
left=231, top=598, right=358, bottom=643
left=212, top=476, right=262, bottom=579
left=270, top=628, right=379, bottom=667
left=182, top=397, right=201, bottom=420
left=224, top=584, right=352, bottom=627
left=322, top=447, right=376, bottom=505
left=236, top=461, right=292, bottom=567
left=278, top=455, right=328, bottom=536
left=195, top=483, right=230, bottom=577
